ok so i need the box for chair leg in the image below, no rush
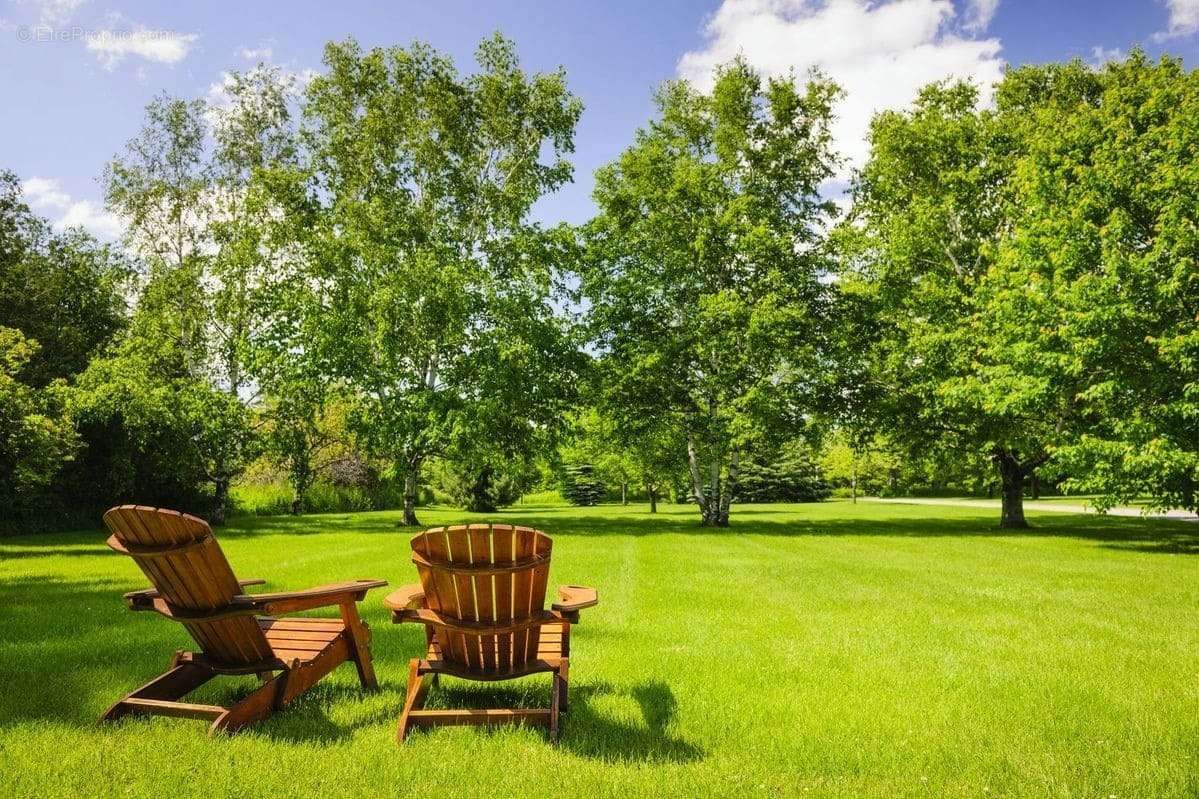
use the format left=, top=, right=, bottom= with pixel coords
left=549, top=672, right=563, bottom=744
left=397, top=659, right=431, bottom=743
left=340, top=601, right=378, bottom=691
left=209, top=670, right=290, bottom=735
left=557, top=658, right=570, bottom=714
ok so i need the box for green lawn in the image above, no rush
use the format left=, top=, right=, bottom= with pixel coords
left=2, top=501, right=1197, bottom=798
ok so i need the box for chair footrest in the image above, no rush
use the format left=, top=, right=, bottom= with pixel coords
left=406, top=708, right=551, bottom=727
left=118, top=697, right=226, bottom=720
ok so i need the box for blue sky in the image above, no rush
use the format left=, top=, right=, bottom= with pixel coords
left=2, top=0, right=1196, bottom=237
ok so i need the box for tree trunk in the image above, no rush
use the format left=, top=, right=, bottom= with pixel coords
left=648, top=485, right=658, bottom=514
left=402, top=461, right=420, bottom=526
left=851, top=461, right=858, bottom=505
left=621, top=481, right=628, bottom=505
left=715, top=448, right=739, bottom=526
left=1030, top=474, right=1040, bottom=500
left=211, top=478, right=229, bottom=527
left=686, top=427, right=714, bottom=525
left=995, top=452, right=1029, bottom=529
left=290, top=462, right=312, bottom=516
left=291, top=474, right=310, bottom=515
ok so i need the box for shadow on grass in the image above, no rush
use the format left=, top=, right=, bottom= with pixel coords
left=561, top=680, right=704, bottom=763
left=0, top=575, right=184, bottom=726
left=9, top=502, right=1196, bottom=557
left=406, top=675, right=703, bottom=762
left=252, top=682, right=402, bottom=744
left=183, top=504, right=1199, bottom=555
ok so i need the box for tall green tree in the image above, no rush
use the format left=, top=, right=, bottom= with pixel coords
left=998, top=53, right=1199, bottom=515
left=584, top=59, right=839, bottom=526
left=844, top=79, right=1097, bottom=528
left=101, top=70, right=297, bottom=522
left=295, top=35, right=583, bottom=525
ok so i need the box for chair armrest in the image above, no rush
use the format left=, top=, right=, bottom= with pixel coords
left=235, top=579, right=388, bottom=615
left=392, top=607, right=559, bottom=635
left=383, top=584, right=426, bottom=611
left=123, top=578, right=266, bottom=610
left=551, top=585, right=598, bottom=613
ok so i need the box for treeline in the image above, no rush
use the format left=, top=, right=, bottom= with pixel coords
left=2, top=38, right=1197, bottom=532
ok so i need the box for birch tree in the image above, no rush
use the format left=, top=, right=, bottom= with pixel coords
left=297, top=35, right=583, bottom=525
left=584, top=59, right=839, bottom=526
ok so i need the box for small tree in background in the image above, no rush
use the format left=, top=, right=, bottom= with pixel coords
left=561, top=463, right=605, bottom=506
left=736, top=443, right=830, bottom=503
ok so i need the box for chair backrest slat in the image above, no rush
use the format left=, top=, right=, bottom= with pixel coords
left=411, top=523, right=553, bottom=674
left=104, top=506, right=274, bottom=666
left=492, top=525, right=515, bottom=670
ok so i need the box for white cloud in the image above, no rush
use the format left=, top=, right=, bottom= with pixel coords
left=58, top=199, right=123, bottom=239
left=240, top=45, right=274, bottom=61
left=22, top=176, right=71, bottom=210
left=677, top=0, right=1005, bottom=174
left=1154, top=0, right=1199, bottom=40
left=17, top=0, right=89, bottom=25
left=22, top=176, right=122, bottom=240
left=86, top=26, right=198, bottom=70
left=1090, top=45, right=1126, bottom=66
left=962, top=0, right=999, bottom=31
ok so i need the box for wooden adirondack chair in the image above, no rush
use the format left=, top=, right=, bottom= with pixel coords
left=101, top=505, right=387, bottom=735
left=385, top=523, right=598, bottom=743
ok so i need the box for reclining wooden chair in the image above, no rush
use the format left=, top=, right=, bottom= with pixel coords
left=101, top=505, right=387, bottom=735
left=385, top=523, right=597, bottom=743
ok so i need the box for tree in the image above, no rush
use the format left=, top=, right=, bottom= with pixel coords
left=295, top=35, right=583, bottom=525
left=996, top=53, right=1199, bottom=515
left=102, top=70, right=297, bottom=523
left=0, top=172, right=130, bottom=388
left=0, top=328, right=77, bottom=525
left=844, top=79, right=1098, bottom=528
left=562, top=403, right=685, bottom=512
left=68, top=305, right=254, bottom=518
left=561, top=463, right=605, bottom=506
left=434, top=456, right=536, bottom=512
left=262, top=385, right=341, bottom=515
left=584, top=59, right=839, bottom=526
left=735, top=441, right=830, bottom=503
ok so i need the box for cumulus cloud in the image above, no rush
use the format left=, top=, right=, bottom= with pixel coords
left=1154, top=0, right=1199, bottom=40
left=22, top=176, right=122, bottom=240
left=22, top=176, right=71, bottom=210
left=86, top=26, right=198, bottom=70
left=961, top=0, right=999, bottom=31
left=677, top=0, right=1005, bottom=174
left=57, top=199, right=123, bottom=239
